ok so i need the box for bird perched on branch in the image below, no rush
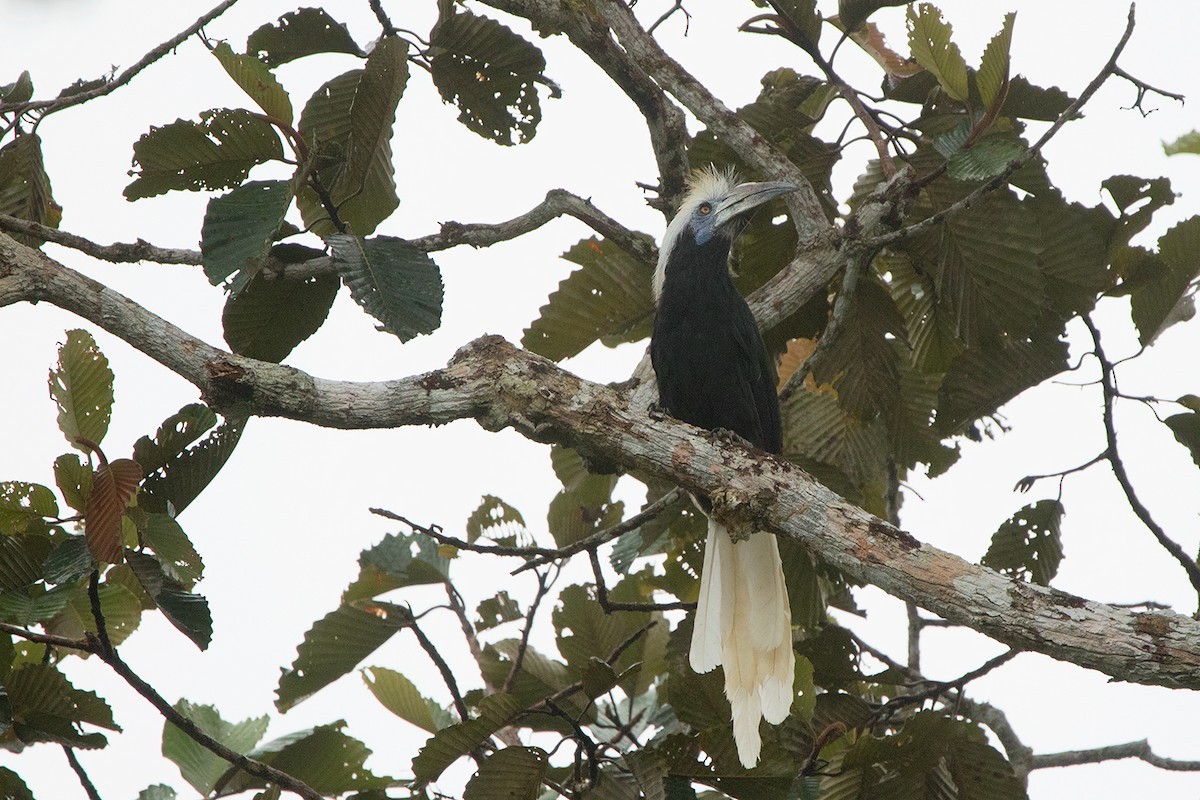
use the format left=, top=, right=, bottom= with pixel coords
left=650, top=167, right=798, bottom=768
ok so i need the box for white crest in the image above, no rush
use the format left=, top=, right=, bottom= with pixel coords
left=653, top=166, right=740, bottom=302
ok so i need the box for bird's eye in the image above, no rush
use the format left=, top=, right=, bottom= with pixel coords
left=698, top=203, right=712, bottom=216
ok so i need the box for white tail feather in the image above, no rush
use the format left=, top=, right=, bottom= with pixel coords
left=690, top=518, right=794, bottom=768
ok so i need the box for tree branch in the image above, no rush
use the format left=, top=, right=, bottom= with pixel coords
left=1031, top=740, right=1200, bottom=772
left=5, top=235, right=1200, bottom=690
left=63, top=747, right=103, bottom=800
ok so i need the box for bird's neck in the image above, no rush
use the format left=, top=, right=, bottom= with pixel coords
left=657, top=235, right=736, bottom=312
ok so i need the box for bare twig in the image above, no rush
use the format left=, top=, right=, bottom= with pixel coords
left=63, top=747, right=103, bottom=800
left=647, top=0, right=691, bottom=36
left=877, top=649, right=1019, bottom=720
left=1014, top=450, right=1110, bottom=494
left=0, top=215, right=201, bottom=264
left=503, top=567, right=557, bottom=694
left=406, top=610, right=471, bottom=724
left=370, top=507, right=558, bottom=559
left=588, top=547, right=695, bottom=612
left=0, top=0, right=242, bottom=117
left=1084, top=315, right=1200, bottom=605
left=367, top=0, right=398, bottom=36
left=1031, top=739, right=1200, bottom=772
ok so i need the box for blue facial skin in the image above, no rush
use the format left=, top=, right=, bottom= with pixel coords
left=690, top=203, right=719, bottom=246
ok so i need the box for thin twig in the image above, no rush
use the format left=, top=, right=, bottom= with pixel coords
left=878, top=649, right=1019, bottom=719
left=406, top=610, right=471, bottom=724
left=503, top=567, right=557, bottom=694
left=367, top=0, right=398, bottom=36
left=588, top=547, right=695, bottom=612
left=1084, top=315, right=1200, bottom=605
left=0, top=0, right=242, bottom=117
left=1031, top=740, right=1200, bottom=772
left=1014, top=450, right=1109, bottom=494
left=370, top=507, right=559, bottom=558
left=63, top=747, right=103, bottom=800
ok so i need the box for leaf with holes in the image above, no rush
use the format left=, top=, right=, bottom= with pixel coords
left=139, top=512, right=204, bottom=587
left=466, top=494, right=528, bottom=545
left=142, top=417, right=245, bottom=516
left=48, top=329, right=114, bottom=454
left=84, top=458, right=142, bottom=563
left=328, top=234, right=443, bottom=341
left=343, top=531, right=452, bottom=603
left=476, top=591, right=523, bottom=631
left=126, top=551, right=212, bottom=650
left=215, top=724, right=392, bottom=796
left=211, top=42, right=293, bottom=124
left=133, top=404, right=219, bottom=477
left=411, top=693, right=522, bottom=782
left=362, top=666, right=454, bottom=733
left=0, top=133, right=61, bottom=246
left=523, top=236, right=655, bottom=361
left=0, top=482, right=58, bottom=534
left=246, top=8, right=363, bottom=67
left=981, top=500, right=1064, bottom=586
left=54, top=453, right=93, bottom=514
left=906, top=3, right=969, bottom=102
left=431, top=8, right=552, bottom=145
left=162, top=700, right=269, bottom=795
left=276, top=601, right=410, bottom=711
left=464, top=746, right=548, bottom=800
left=124, top=109, right=284, bottom=200
left=201, top=180, right=294, bottom=291
left=223, top=270, right=339, bottom=362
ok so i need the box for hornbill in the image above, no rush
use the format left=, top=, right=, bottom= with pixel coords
left=650, top=168, right=798, bottom=768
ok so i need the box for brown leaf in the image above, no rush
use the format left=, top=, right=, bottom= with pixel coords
left=85, top=458, right=142, bottom=563
left=777, top=338, right=821, bottom=392
left=850, top=22, right=923, bottom=78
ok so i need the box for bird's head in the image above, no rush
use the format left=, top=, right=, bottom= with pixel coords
left=654, top=167, right=798, bottom=301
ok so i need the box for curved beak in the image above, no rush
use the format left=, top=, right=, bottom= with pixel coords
left=711, top=181, right=798, bottom=231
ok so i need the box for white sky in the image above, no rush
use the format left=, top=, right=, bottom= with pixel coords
left=3, top=1, right=1200, bottom=798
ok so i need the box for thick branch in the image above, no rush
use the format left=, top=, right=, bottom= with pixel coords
left=5, top=236, right=1200, bottom=690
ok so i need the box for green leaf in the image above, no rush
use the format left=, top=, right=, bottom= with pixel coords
left=838, top=0, right=910, bottom=33
left=1164, top=130, right=1200, bottom=157
left=217, top=723, right=392, bottom=796
left=464, top=746, right=548, bottom=800
left=976, top=13, right=1015, bottom=109
left=211, top=42, right=293, bottom=124
left=906, top=3, right=970, bottom=102
left=477, top=641, right=584, bottom=728
left=0, top=482, right=57, bottom=534
left=0, top=70, right=33, bottom=104
left=343, top=531, right=452, bottom=603
left=133, top=404, right=219, bottom=477
left=46, top=579, right=143, bottom=648
left=547, top=478, right=623, bottom=548
left=276, top=602, right=410, bottom=711
left=1131, top=216, right=1200, bottom=345
left=0, top=534, right=53, bottom=591
left=781, top=387, right=888, bottom=487
left=362, top=666, right=454, bottom=733
left=0, top=133, right=61, bottom=245
left=142, top=417, right=246, bottom=516
left=411, top=693, right=522, bottom=782
left=476, top=591, right=523, bottom=631
left=946, top=133, right=1025, bottom=181
left=522, top=236, right=655, bottom=361
left=811, top=278, right=907, bottom=419
left=554, top=581, right=664, bottom=697
left=884, top=252, right=962, bottom=372
left=137, top=785, right=178, bottom=800
left=1027, top=197, right=1112, bottom=316
left=999, top=76, right=1074, bottom=122
left=139, top=512, right=204, bottom=587
left=43, top=535, right=94, bottom=585
left=54, top=453, right=93, bottom=514
left=84, top=458, right=142, bottom=564
left=0, top=585, right=73, bottom=625
left=5, top=663, right=119, bottom=749
left=1102, top=175, right=1175, bottom=248
left=295, top=40, right=407, bottom=236
left=48, top=329, right=114, bottom=454
left=981, top=500, right=1064, bottom=586
left=431, top=9, right=552, bottom=145
left=223, top=270, right=339, bottom=362
left=246, top=8, right=364, bottom=67
left=124, top=109, right=284, bottom=200
left=0, top=768, right=34, bottom=800
left=327, top=234, right=443, bottom=341
left=162, top=700, right=269, bottom=795
left=126, top=551, right=212, bottom=650
left=1165, top=413, right=1200, bottom=467
left=200, top=180, right=294, bottom=290
left=466, top=495, right=529, bottom=545
left=936, top=334, right=1067, bottom=434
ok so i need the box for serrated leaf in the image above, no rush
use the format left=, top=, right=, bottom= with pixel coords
left=0, top=585, right=73, bottom=626
left=124, top=109, right=284, bottom=200
left=554, top=581, right=662, bottom=697
left=127, top=551, right=212, bottom=650
left=362, top=666, right=454, bottom=733
left=53, top=453, right=93, bottom=514
left=84, top=458, right=142, bottom=563
left=142, top=417, right=246, bottom=516
left=946, top=134, right=1025, bottom=181
left=547, top=479, right=623, bottom=548
left=999, top=76, right=1074, bottom=122
left=0, top=133, right=60, bottom=246
left=42, top=535, right=93, bottom=585
left=201, top=180, right=294, bottom=290
left=523, top=237, right=655, bottom=361
left=137, top=785, right=178, bottom=800
left=431, top=9, right=551, bottom=145
left=139, top=512, right=204, bottom=587
left=223, top=271, right=339, bottom=362
left=476, top=591, right=523, bottom=631
left=1132, top=216, right=1200, bottom=345
left=1103, top=175, right=1175, bottom=249
left=46, top=579, right=143, bottom=649
left=328, top=234, right=443, bottom=341
left=218, top=723, right=392, bottom=796
left=838, top=0, right=910, bottom=32
left=0, top=534, right=53, bottom=591
left=981, top=500, right=1063, bottom=585
left=976, top=13, right=1014, bottom=109
left=5, top=663, right=118, bottom=749
left=295, top=40, right=407, bottom=236
left=133, top=404, right=219, bottom=477
left=906, top=4, right=970, bottom=102
left=411, top=693, right=522, bottom=782
left=0, top=482, right=58, bottom=534
left=466, top=495, right=528, bottom=545
left=211, top=42, right=293, bottom=124
left=781, top=387, right=888, bottom=487
left=1164, top=130, right=1200, bottom=157
left=48, top=329, right=114, bottom=454
left=0, top=768, right=34, bottom=800
left=936, top=334, right=1067, bottom=434
left=1165, top=413, right=1200, bottom=468
left=276, top=601, right=410, bottom=711
left=1027, top=197, right=1113, bottom=316
left=162, top=700, right=269, bottom=795
left=343, top=531, right=451, bottom=603
left=246, top=8, right=364, bottom=67
left=464, top=746, right=548, bottom=800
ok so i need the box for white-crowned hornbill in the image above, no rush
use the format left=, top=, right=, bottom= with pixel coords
left=650, top=168, right=798, bottom=768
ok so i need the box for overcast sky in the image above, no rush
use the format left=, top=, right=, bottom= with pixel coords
left=4, top=1, right=1200, bottom=797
